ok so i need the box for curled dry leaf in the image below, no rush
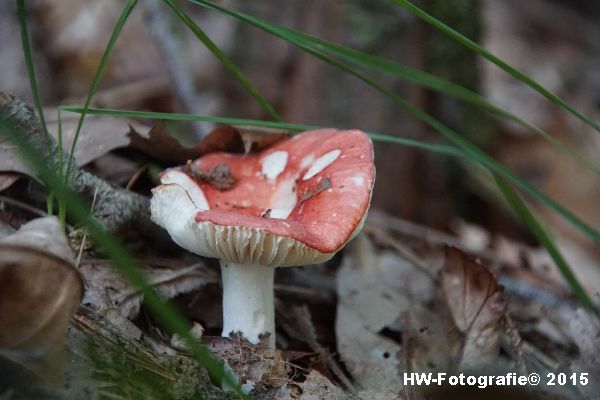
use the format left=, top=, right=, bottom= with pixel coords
left=442, top=246, right=506, bottom=370
left=127, top=120, right=229, bottom=163
left=129, top=123, right=288, bottom=164
left=0, top=217, right=82, bottom=382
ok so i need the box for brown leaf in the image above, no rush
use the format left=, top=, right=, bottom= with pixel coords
left=129, top=122, right=271, bottom=163
left=199, top=125, right=287, bottom=155
left=128, top=121, right=221, bottom=163
left=0, top=217, right=83, bottom=382
left=197, top=125, right=246, bottom=155
left=442, top=246, right=506, bottom=369
left=0, top=112, right=149, bottom=178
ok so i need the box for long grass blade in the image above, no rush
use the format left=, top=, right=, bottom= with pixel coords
left=58, top=104, right=600, bottom=248
left=16, top=0, right=51, bottom=148
left=0, top=116, right=248, bottom=398
left=59, top=105, right=462, bottom=157
left=162, top=0, right=281, bottom=121
left=392, top=0, right=600, bottom=136
left=65, top=0, right=138, bottom=184
left=494, top=175, right=598, bottom=313
left=193, top=0, right=600, bottom=174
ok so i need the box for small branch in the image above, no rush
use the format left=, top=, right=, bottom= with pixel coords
left=0, top=92, right=162, bottom=237
left=0, top=194, right=49, bottom=218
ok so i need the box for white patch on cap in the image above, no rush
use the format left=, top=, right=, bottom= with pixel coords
left=160, top=170, right=209, bottom=210
left=261, top=150, right=288, bottom=182
left=303, top=149, right=341, bottom=180
left=351, top=175, right=365, bottom=187
left=300, top=153, right=315, bottom=169
left=268, top=178, right=297, bottom=219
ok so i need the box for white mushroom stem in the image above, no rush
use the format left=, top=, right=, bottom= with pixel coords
left=220, top=261, right=275, bottom=348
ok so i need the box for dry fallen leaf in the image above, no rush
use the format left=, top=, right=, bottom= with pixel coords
left=127, top=120, right=233, bottom=163
left=336, top=235, right=435, bottom=398
left=0, top=217, right=82, bottom=382
left=442, top=246, right=506, bottom=370
left=0, top=112, right=150, bottom=183
left=128, top=123, right=288, bottom=164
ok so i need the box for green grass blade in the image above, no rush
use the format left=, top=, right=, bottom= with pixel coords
left=192, top=0, right=600, bottom=175
left=494, top=175, right=598, bottom=313
left=16, top=0, right=51, bottom=148
left=162, top=0, right=281, bottom=122
left=392, top=0, right=600, bottom=136
left=0, top=117, right=249, bottom=398
left=58, top=105, right=462, bottom=156
left=58, top=104, right=600, bottom=247
left=65, top=0, right=138, bottom=184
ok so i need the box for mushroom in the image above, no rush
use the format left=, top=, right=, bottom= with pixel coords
left=151, top=129, right=375, bottom=347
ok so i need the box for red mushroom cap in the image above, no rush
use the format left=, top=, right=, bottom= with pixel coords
left=151, top=129, right=375, bottom=267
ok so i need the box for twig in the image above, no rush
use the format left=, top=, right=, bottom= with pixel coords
left=503, top=312, right=527, bottom=375
left=142, top=0, right=213, bottom=139
left=113, top=263, right=211, bottom=303
left=368, top=209, right=459, bottom=246
left=0, top=194, right=48, bottom=218
left=277, top=304, right=357, bottom=394
left=0, top=92, right=164, bottom=238
left=365, top=225, right=438, bottom=279
left=125, top=164, right=149, bottom=191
